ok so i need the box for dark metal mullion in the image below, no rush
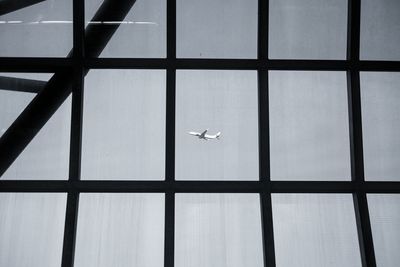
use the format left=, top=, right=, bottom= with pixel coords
left=1, top=180, right=400, bottom=193
left=164, top=68, right=176, bottom=267
left=164, top=0, right=176, bottom=266
left=347, top=0, right=377, bottom=266
left=2, top=58, right=400, bottom=71
left=61, top=0, right=85, bottom=266
left=348, top=70, right=377, bottom=267
left=61, top=191, right=79, bottom=267
left=258, top=71, right=275, bottom=267
left=258, top=0, right=276, bottom=266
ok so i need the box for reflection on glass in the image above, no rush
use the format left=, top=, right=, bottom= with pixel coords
left=272, top=194, right=362, bottom=267
left=360, top=0, right=400, bottom=60
left=1, top=73, right=71, bottom=180
left=175, top=70, right=258, bottom=180
left=368, top=194, right=400, bottom=267
left=0, top=0, right=72, bottom=57
left=177, top=0, right=257, bottom=58
left=175, top=194, right=264, bottom=267
left=0, top=193, right=67, bottom=267
left=74, top=193, right=165, bottom=267
left=85, top=0, right=166, bottom=57
left=269, top=0, right=348, bottom=59
left=269, top=71, right=351, bottom=181
left=81, top=70, right=165, bottom=180
left=361, top=72, right=400, bottom=181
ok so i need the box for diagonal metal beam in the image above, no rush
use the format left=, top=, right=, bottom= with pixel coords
left=84, top=0, right=137, bottom=58
left=0, top=76, right=46, bottom=93
left=0, top=0, right=137, bottom=177
left=0, top=0, right=45, bottom=16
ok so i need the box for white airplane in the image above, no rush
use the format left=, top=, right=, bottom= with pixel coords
left=188, top=129, right=221, bottom=140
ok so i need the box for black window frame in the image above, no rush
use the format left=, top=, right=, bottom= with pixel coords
left=0, top=0, right=400, bottom=267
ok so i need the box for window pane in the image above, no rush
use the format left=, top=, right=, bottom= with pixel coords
left=0, top=73, right=51, bottom=138
left=81, top=70, right=165, bottom=180
left=175, top=70, right=258, bottom=180
left=74, top=193, right=165, bottom=267
left=177, top=0, right=257, bottom=58
left=85, top=0, right=166, bottom=58
left=269, top=71, right=351, bottom=180
left=175, top=194, right=264, bottom=267
left=0, top=193, right=67, bottom=267
left=269, top=0, right=348, bottom=59
left=361, top=72, right=400, bottom=181
left=360, top=0, right=400, bottom=60
left=368, top=194, right=400, bottom=267
left=272, top=194, right=362, bottom=267
left=1, top=74, right=71, bottom=179
left=0, top=0, right=72, bottom=57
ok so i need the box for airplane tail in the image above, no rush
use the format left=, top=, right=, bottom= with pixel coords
left=216, top=132, right=221, bottom=139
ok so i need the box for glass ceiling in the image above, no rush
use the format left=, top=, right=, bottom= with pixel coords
left=0, top=0, right=399, bottom=267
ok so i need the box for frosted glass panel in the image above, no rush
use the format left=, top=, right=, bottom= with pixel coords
left=175, top=194, right=264, bottom=267
left=177, top=0, right=257, bottom=58
left=0, top=0, right=72, bottom=57
left=175, top=70, right=258, bottom=180
left=361, top=73, right=400, bottom=181
left=368, top=194, right=400, bottom=267
left=85, top=0, right=166, bottom=57
left=269, top=71, right=351, bottom=180
left=269, top=0, right=348, bottom=59
left=360, top=0, right=400, bottom=60
left=0, top=193, right=67, bottom=267
left=81, top=70, right=165, bottom=180
left=272, top=194, right=362, bottom=267
left=0, top=72, right=51, bottom=138
left=0, top=90, right=33, bottom=137
left=1, top=81, right=71, bottom=180
left=74, top=193, right=165, bottom=267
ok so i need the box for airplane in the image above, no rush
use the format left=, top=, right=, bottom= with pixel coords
left=188, top=129, right=221, bottom=140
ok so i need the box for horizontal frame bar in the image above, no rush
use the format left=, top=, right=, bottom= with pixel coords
left=1, top=58, right=400, bottom=71
left=1, top=180, right=399, bottom=193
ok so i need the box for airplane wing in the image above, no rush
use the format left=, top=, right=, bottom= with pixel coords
left=188, top=131, right=200, bottom=136
left=199, top=129, right=208, bottom=138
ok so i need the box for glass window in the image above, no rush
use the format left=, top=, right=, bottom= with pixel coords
left=368, top=194, right=400, bottom=267
left=81, top=70, right=165, bottom=180
left=0, top=0, right=72, bottom=57
left=272, top=194, right=362, bottom=267
left=0, top=193, right=67, bottom=267
left=0, top=73, right=50, bottom=138
left=175, top=70, right=258, bottom=180
left=361, top=72, right=400, bottom=181
left=1, top=73, right=71, bottom=180
left=269, top=71, right=351, bottom=180
left=360, top=0, right=400, bottom=61
left=269, top=0, right=348, bottom=59
left=74, top=193, right=165, bottom=267
left=175, top=194, right=264, bottom=267
left=85, top=0, right=166, bottom=58
left=177, top=0, right=257, bottom=58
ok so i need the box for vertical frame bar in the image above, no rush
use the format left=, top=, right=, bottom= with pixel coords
left=165, top=0, right=177, bottom=266
left=347, top=0, right=376, bottom=266
left=61, top=0, right=85, bottom=266
left=258, top=0, right=276, bottom=266
left=61, top=191, right=80, bottom=267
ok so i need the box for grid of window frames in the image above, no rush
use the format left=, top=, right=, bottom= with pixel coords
left=0, top=0, right=400, bottom=267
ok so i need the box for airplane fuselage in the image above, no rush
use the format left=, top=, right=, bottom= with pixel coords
left=188, top=129, right=221, bottom=140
